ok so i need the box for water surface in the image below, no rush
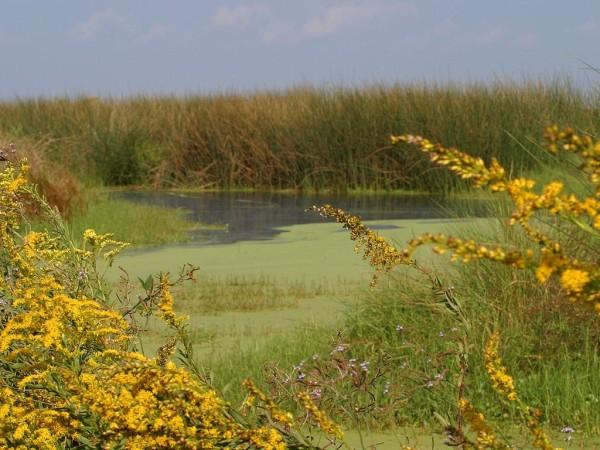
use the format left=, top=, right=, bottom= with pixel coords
left=117, top=191, right=489, bottom=245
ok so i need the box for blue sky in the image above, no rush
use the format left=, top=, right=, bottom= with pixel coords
left=1, top=0, right=599, bottom=98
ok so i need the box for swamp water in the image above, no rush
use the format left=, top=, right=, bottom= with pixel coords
left=114, top=191, right=489, bottom=354
left=117, top=191, right=491, bottom=245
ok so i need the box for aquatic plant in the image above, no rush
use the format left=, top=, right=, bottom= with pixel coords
left=0, top=81, right=596, bottom=191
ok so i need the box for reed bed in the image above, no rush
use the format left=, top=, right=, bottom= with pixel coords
left=0, top=80, right=597, bottom=191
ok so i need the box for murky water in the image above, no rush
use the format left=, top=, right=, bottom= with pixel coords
left=117, top=191, right=490, bottom=245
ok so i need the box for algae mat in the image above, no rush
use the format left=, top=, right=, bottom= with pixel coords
left=117, top=218, right=475, bottom=283
left=120, top=218, right=479, bottom=357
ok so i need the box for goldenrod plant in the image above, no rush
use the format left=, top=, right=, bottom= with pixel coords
left=0, top=150, right=341, bottom=448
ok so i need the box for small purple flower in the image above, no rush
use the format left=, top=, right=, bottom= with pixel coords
left=311, top=388, right=322, bottom=399
left=359, top=361, right=369, bottom=372
left=332, top=343, right=347, bottom=354
left=395, top=324, right=404, bottom=332
left=426, top=381, right=434, bottom=388
left=561, top=426, right=574, bottom=434
left=435, top=373, right=444, bottom=380
left=297, top=372, right=306, bottom=381
left=438, top=331, right=445, bottom=338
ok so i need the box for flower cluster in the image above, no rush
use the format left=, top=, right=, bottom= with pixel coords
left=307, top=204, right=413, bottom=285
left=296, top=391, right=344, bottom=439
left=0, top=157, right=312, bottom=448
left=458, top=399, right=508, bottom=450
left=483, top=332, right=517, bottom=402
left=392, top=127, right=600, bottom=314
left=243, top=379, right=294, bottom=427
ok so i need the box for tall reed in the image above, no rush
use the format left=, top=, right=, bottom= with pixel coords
left=0, top=80, right=597, bottom=191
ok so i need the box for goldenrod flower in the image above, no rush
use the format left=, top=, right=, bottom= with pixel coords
left=297, top=391, right=343, bottom=439
left=484, top=332, right=518, bottom=402
left=560, top=269, right=590, bottom=295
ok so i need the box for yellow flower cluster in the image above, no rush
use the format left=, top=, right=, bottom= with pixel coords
left=405, top=232, right=528, bottom=267
left=458, top=399, right=508, bottom=450
left=483, top=332, right=517, bottom=402
left=458, top=334, right=561, bottom=450
left=559, top=269, right=590, bottom=295
left=83, top=228, right=130, bottom=265
left=296, top=391, right=344, bottom=439
left=0, top=158, right=304, bottom=448
left=392, top=127, right=600, bottom=314
left=158, top=275, right=182, bottom=328
left=390, top=134, right=506, bottom=189
left=544, top=126, right=600, bottom=192
left=524, top=408, right=559, bottom=450
left=243, top=379, right=294, bottom=427
left=307, top=204, right=413, bottom=285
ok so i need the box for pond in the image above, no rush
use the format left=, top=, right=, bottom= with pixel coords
left=117, top=191, right=491, bottom=245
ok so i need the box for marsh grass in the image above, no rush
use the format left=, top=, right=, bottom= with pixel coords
left=30, top=193, right=195, bottom=246
left=205, top=324, right=333, bottom=404
left=1, top=80, right=597, bottom=191
left=176, top=275, right=344, bottom=314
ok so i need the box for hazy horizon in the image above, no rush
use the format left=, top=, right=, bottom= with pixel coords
left=1, top=1, right=599, bottom=99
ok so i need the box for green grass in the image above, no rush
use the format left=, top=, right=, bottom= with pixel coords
left=326, top=202, right=600, bottom=434
left=1, top=80, right=597, bottom=192
left=176, top=275, right=345, bottom=314
left=32, top=194, right=196, bottom=246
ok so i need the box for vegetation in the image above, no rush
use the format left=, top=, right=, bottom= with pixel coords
left=65, top=194, right=194, bottom=247
left=1, top=81, right=598, bottom=193
left=3, top=80, right=600, bottom=448
left=306, top=126, right=600, bottom=447
left=0, top=153, right=347, bottom=448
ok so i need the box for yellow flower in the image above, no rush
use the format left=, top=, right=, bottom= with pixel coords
left=297, top=391, right=343, bottom=439
left=560, top=269, right=590, bottom=294
left=484, top=332, right=518, bottom=402
left=535, top=263, right=554, bottom=284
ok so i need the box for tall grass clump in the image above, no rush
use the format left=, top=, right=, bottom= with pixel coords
left=0, top=80, right=597, bottom=191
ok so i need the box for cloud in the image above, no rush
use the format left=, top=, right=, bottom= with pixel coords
left=72, top=9, right=134, bottom=40
left=301, top=0, right=416, bottom=39
left=209, top=1, right=416, bottom=45
left=211, top=3, right=271, bottom=30
left=431, top=20, right=514, bottom=49
left=258, top=0, right=417, bottom=45
left=139, top=24, right=168, bottom=42
left=576, top=20, right=600, bottom=36
left=72, top=9, right=167, bottom=44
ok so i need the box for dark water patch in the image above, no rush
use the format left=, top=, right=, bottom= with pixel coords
left=115, top=191, right=491, bottom=245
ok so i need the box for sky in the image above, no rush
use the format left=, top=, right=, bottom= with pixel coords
left=0, top=0, right=599, bottom=98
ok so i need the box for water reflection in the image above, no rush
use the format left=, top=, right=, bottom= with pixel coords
left=116, top=191, right=490, bottom=245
